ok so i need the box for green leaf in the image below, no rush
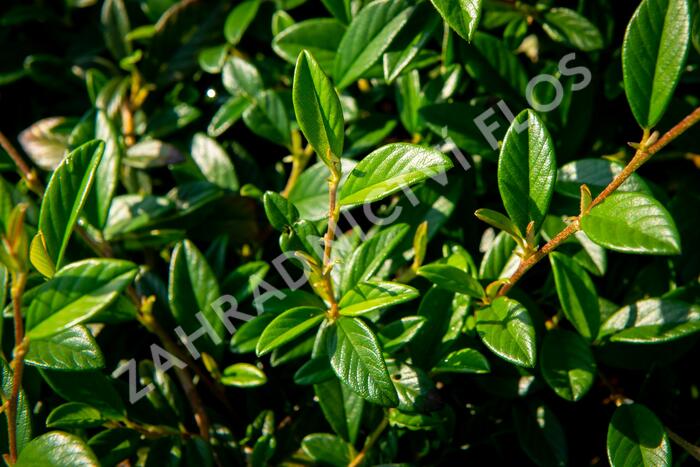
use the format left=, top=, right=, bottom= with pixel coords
left=622, top=0, right=691, bottom=128
left=85, top=110, right=121, bottom=229
left=47, top=403, right=106, bottom=429
left=600, top=299, right=700, bottom=343
left=433, top=348, right=491, bottom=374
left=224, top=0, right=260, bottom=45
left=321, top=0, right=352, bottom=23
left=340, top=224, right=409, bottom=294
left=169, top=240, right=226, bottom=359
left=607, top=404, right=671, bottom=467
left=387, top=359, right=435, bottom=412
left=476, top=296, right=536, bottom=368
left=40, top=369, right=125, bottom=419
left=221, top=363, right=267, bottom=388
left=580, top=193, right=681, bottom=255
left=474, top=208, right=522, bottom=239
left=327, top=317, right=399, bottom=406
left=479, top=230, right=518, bottom=281
left=541, top=8, right=604, bottom=52
left=301, top=433, right=356, bottom=466
left=333, top=0, right=414, bottom=89
left=263, top=191, right=300, bottom=231
left=549, top=252, right=600, bottom=340
left=293, top=50, right=345, bottom=165
left=556, top=158, right=652, bottom=199
left=338, top=281, right=419, bottom=316
left=222, top=56, right=263, bottom=98
left=410, top=287, right=465, bottom=369
left=1, top=359, right=32, bottom=454
left=101, top=0, right=131, bottom=60
left=198, top=44, right=228, bottom=73
left=26, top=259, right=137, bottom=339
left=38, top=140, right=105, bottom=268
left=30, top=233, right=56, bottom=278
left=294, top=356, right=335, bottom=385
left=287, top=159, right=357, bottom=221
left=497, top=109, right=556, bottom=235
left=123, top=139, right=183, bottom=169
left=541, top=329, right=596, bottom=401
left=383, top=4, right=440, bottom=83
left=242, top=90, right=291, bottom=147
left=273, top=19, right=346, bottom=74
left=207, top=95, right=250, bottom=137
left=16, top=431, right=99, bottom=467
left=463, top=33, right=529, bottom=101
left=429, top=0, right=483, bottom=42
left=25, top=325, right=104, bottom=371
left=190, top=133, right=239, bottom=190
left=513, top=403, right=568, bottom=467
left=256, top=306, right=326, bottom=356
left=417, top=263, right=485, bottom=298
left=378, top=316, right=426, bottom=353
left=339, top=143, right=453, bottom=207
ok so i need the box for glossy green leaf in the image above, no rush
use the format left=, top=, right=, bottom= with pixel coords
left=476, top=296, right=536, bottom=367
left=207, top=95, right=250, bottom=137
left=581, top=193, right=681, bottom=255
left=333, top=0, right=414, bottom=89
left=25, top=325, right=104, bottom=371
left=190, top=133, right=239, bottom=190
left=479, top=231, right=518, bottom=281
left=338, top=281, right=419, bottom=316
left=293, top=50, right=344, bottom=165
left=475, top=208, right=522, bottom=239
left=600, top=299, right=700, bottom=343
left=378, top=316, right=426, bottom=353
left=383, top=4, right=440, bottom=83
left=433, top=348, right=490, bottom=374
left=556, top=158, right=652, bottom=199
left=417, top=263, right=485, bottom=298
left=168, top=240, right=225, bottom=358
left=16, top=431, right=99, bottom=467
left=242, top=90, right=291, bottom=147
left=222, top=56, right=263, bottom=98
left=497, top=109, right=556, bottom=235
left=287, top=158, right=356, bottom=221
left=429, top=0, right=483, bottom=42
left=224, top=0, right=260, bottom=45
left=541, top=329, right=596, bottom=401
left=85, top=110, right=121, bottom=229
left=26, top=259, right=137, bottom=339
left=256, top=306, right=326, bottom=356
left=29, top=233, right=56, bottom=278
left=607, top=404, right=671, bottom=467
left=622, top=0, right=691, bottom=128
left=273, top=19, right=346, bottom=73
left=38, top=140, right=104, bottom=268
left=302, top=433, right=356, bottom=466
left=221, top=363, right=267, bottom=387
left=327, top=317, right=399, bottom=406
left=47, top=403, right=106, bottom=429
left=263, top=191, right=300, bottom=231
left=339, top=143, right=453, bottom=207
left=550, top=252, right=600, bottom=340
left=541, top=8, right=604, bottom=51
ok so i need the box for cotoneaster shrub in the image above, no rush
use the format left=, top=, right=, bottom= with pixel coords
left=0, top=0, right=699, bottom=465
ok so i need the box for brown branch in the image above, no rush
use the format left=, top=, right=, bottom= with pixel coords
left=349, top=416, right=389, bottom=467
left=497, top=106, right=700, bottom=297
left=0, top=131, right=43, bottom=195
left=7, top=271, right=28, bottom=464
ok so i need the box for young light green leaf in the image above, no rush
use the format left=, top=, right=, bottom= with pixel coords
left=417, top=263, right=485, bottom=298
left=47, top=403, right=106, bottom=429
left=169, top=240, right=226, bottom=359
left=433, top=348, right=490, bottom=374
left=327, top=317, right=399, bottom=406
left=622, top=0, right=691, bottom=128
left=333, top=0, right=414, bottom=89
left=25, top=325, right=104, bottom=371
left=476, top=296, right=536, bottom=368
left=339, top=143, right=453, bottom=207
left=15, top=431, right=99, bottom=467
left=580, top=192, right=681, bottom=255
left=190, top=133, right=239, bottom=190
left=429, top=0, right=483, bottom=42
left=474, top=208, right=522, bottom=240
left=273, top=19, right=346, bottom=74
left=541, top=330, right=596, bottom=401
left=29, top=232, right=56, bottom=278
left=26, top=259, right=137, bottom=339
left=224, top=0, right=261, bottom=45
left=607, top=404, right=671, bottom=467
left=338, top=281, right=419, bottom=316
left=600, top=299, right=700, bottom=343
left=38, top=140, right=104, bottom=268
left=222, top=56, right=263, bottom=98
left=541, top=8, right=604, bottom=52
left=549, top=252, right=600, bottom=340
left=498, top=109, right=556, bottom=235
left=256, top=306, right=326, bottom=356
left=221, top=363, right=267, bottom=388
left=293, top=50, right=344, bottom=166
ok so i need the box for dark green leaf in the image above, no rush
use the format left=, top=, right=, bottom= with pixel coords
left=242, top=91, right=291, bottom=147
left=541, top=8, right=604, bottom=51
left=429, top=0, right=483, bottom=42
left=600, top=299, right=700, bottom=343
left=417, top=263, right=485, bottom=298
left=191, top=133, right=239, bottom=190
left=549, top=252, right=600, bottom=340
left=207, top=95, right=250, bottom=137
left=433, top=348, right=491, bottom=374
left=25, top=325, right=104, bottom=371
left=273, top=19, right=346, bottom=74
left=224, top=0, right=260, bottom=45
left=47, top=403, right=106, bottom=429
left=378, top=316, right=426, bottom=353
left=541, top=329, right=596, bottom=401
left=101, top=0, right=131, bottom=60
left=607, top=404, right=671, bottom=467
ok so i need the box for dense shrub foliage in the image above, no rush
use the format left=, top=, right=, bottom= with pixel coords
left=0, top=0, right=699, bottom=465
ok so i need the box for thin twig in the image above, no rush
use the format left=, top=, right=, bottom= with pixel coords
left=0, top=131, right=43, bottom=195
left=497, top=106, right=700, bottom=297
left=349, top=416, right=389, bottom=467
left=7, top=271, right=28, bottom=464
